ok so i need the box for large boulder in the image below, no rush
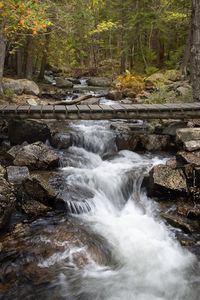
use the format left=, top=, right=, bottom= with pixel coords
left=139, top=134, right=171, bottom=151
left=148, top=164, right=188, bottom=198
left=50, top=132, right=72, bottom=149
left=0, top=177, right=15, bottom=230
left=107, top=90, right=123, bottom=101
left=87, top=77, right=112, bottom=87
left=8, top=119, right=51, bottom=145
left=177, top=151, right=200, bottom=167
left=2, top=78, right=40, bottom=96
left=176, top=128, right=200, bottom=151
left=55, top=77, right=73, bottom=88
left=7, top=142, right=59, bottom=170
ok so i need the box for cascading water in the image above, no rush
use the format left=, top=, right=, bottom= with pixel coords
left=54, top=121, right=199, bottom=300
left=1, top=120, right=200, bottom=300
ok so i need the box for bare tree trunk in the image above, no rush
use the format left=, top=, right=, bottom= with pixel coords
left=17, top=47, right=23, bottom=78
left=0, top=22, right=6, bottom=96
left=38, top=34, right=50, bottom=81
left=25, top=36, right=34, bottom=80
left=191, top=0, right=200, bottom=101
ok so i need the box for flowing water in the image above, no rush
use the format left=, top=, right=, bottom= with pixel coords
left=1, top=120, right=200, bottom=300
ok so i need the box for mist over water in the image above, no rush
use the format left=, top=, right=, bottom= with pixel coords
left=55, top=121, right=199, bottom=300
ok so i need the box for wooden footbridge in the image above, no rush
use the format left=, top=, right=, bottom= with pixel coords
left=1, top=103, right=200, bottom=120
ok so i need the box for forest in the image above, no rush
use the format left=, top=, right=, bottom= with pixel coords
left=0, top=1, right=198, bottom=96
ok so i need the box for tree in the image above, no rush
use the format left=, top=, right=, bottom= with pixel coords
left=191, top=0, right=200, bottom=101
left=0, top=0, right=50, bottom=95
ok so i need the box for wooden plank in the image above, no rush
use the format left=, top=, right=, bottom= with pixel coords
left=66, top=105, right=78, bottom=112
left=89, top=105, right=103, bottom=112
left=76, top=105, right=91, bottom=112
left=17, top=105, right=31, bottom=113
left=54, top=105, right=67, bottom=113
left=42, top=105, right=54, bottom=113
left=110, top=104, right=126, bottom=112
left=99, top=104, right=113, bottom=112
left=3, top=105, right=18, bottom=113
left=29, top=105, right=42, bottom=113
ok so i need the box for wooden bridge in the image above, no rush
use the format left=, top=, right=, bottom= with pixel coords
left=1, top=103, right=200, bottom=120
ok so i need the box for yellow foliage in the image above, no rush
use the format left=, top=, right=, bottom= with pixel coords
left=117, top=71, right=144, bottom=93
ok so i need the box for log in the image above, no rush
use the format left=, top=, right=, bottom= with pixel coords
left=49, top=94, right=106, bottom=106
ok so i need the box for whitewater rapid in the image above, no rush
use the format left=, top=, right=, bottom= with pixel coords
left=55, top=121, right=198, bottom=300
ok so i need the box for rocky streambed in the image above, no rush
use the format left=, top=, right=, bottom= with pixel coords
left=0, top=116, right=200, bottom=299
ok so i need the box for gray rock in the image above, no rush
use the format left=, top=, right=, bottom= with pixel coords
left=184, top=140, right=200, bottom=152
left=7, top=166, right=30, bottom=184
left=162, top=120, right=187, bottom=136
left=50, top=132, right=72, bottom=149
left=0, top=165, right=6, bottom=178
left=87, top=77, right=112, bottom=87
left=161, top=213, right=195, bottom=233
left=176, top=128, right=200, bottom=143
left=8, top=119, right=51, bottom=145
left=107, top=90, right=123, bottom=101
left=55, top=77, right=73, bottom=88
left=7, top=142, right=59, bottom=170
left=148, top=164, right=188, bottom=198
left=177, top=151, right=200, bottom=167
left=176, top=86, right=191, bottom=97
left=0, top=177, right=15, bottom=230
left=139, top=134, right=171, bottom=151
left=3, top=78, right=40, bottom=95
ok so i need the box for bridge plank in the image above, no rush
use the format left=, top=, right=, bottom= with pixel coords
left=89, top=105, right=103, bottom=112
left=110, top=104, right=125, bottom=112
left=29, top=105, right=42, bottom=113
left=99, top=104, right=113, bottom=112
left=42, top=105, right=54, bottom=113
left=17, top=105, right=31, bottom=113
left=54, top=105, right=66, bottom=113
left=66, top=105, right=78, bottom=112
left=76, top=105, right=91, bottom=112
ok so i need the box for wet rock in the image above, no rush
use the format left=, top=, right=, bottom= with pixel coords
left=161, top=213, right=195, bottom=233
left=7, top=142, right=59, bottom=170
left=177, top=151, right=200, bottom=167
left=3, top=78, right=40, bottom=95
left=67, top=77, right=81, bottom=85
left=20, top=174, right=64, bottom=213
left=55, top=77, right=73, bottom=88
left=107, top=90, right=123, bottom=101
left=176, top=128, right=200, bottom=151
left=148, top=164, right=188, bottom=198
left=166, top=158, right=177, bottom=169
left=87, top=77, right=112, bottom=87
left=139, top=134, right=171, bottom=151
left=187, top=207, right=200, bottom=220
left=8, top=119, right=51, bottom=145
left=6, top=166, right=30, bottom=184
left=116, top=134, right=139, bottom=151
left=0, top=177, right=15, bottom=230
left=50, top=132, right=72, bottom=149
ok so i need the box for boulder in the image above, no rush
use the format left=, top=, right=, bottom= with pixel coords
left=148, top=164, right=188, bottom=198
left=0, top=177, right=15, bottom=230
left=2, top=78, right=40, bottom=95
left=145, top=73, right=165, bottom=84
left=107, top=90, right=123, bottom=101
left=176, top=128, right=200, bottom=151
left=161, top=213, right=195, bottom=233
left=8, top=119, right=51, bottom=145
left=162, top=120, right=187, bottom=136
left=177, top=151, right=200, bottom=167
left=6, top=166, right=30, bottom=185
left=7, top=142, right=59, bottom=170
left=139, top=134, right=171, bottom=151
left=50, top=132, right=72, bottom=149
left=55, top=77, right=73, bottom=88
left=176, top=86, right=191, bottom=97
left=87, top=77, right=112, bottom=87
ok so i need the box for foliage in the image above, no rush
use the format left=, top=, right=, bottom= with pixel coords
left=117, top=71, right=144, bottom=93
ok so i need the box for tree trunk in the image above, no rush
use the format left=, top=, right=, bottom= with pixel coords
left=191, top=0, right=200, bottom=101
left=0, top=26, right=6, bottom=95
left=25, top=36, right=34, bottom=80
left=17, top=47, right=23, bottom=78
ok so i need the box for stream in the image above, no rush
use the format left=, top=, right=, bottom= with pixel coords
left=1, top=117, right=200, bottom=298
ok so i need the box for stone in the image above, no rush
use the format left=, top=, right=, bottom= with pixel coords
left=0, top=165, right=6, bottom=178
left=139, top=134, right=171, bottom=151
left=8, top=119, right=51, bottom=145
left=176, top=86, right=191, bottom=97
left=2, top=78, right=40, bottom=95
left=67, top=77, right=81, bottom=85
left=6, top=166, right=30, bottom=184
left=107, top=90, right=123, bottom=101
left=21, top=199, right=50, bottom=216
left=162, top=120, right=187, bottom=136
left=177, top=151, right=200, bottom=167
left=176, top=128, right=200, bottom=143
left=7, top=142, right=59, bottom=170
left=184, top=140, right=200, bottom=152
left=55, top=77, right=73, bottom=88
left=145, top=73, right=166, bottom=84
left=50, top=132, right=72, bottom=149
left=161, top=213, right=195, bottom=233
left=87, top=77, right=112, bottom=87
left=148, top=164, right=188, bottom=198
left=0, top=177, right=15, bottom=230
